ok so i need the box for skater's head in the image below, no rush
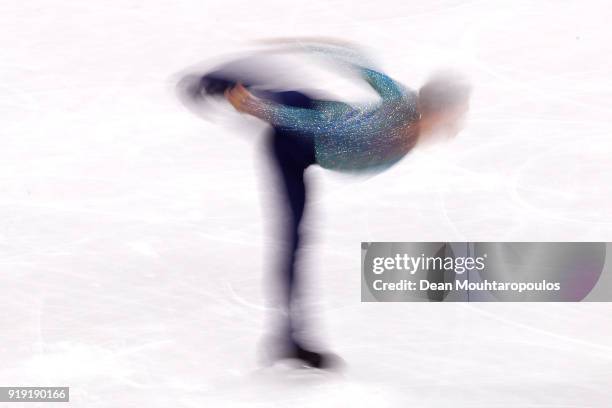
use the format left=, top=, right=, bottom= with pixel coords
left=417, top=71, right=471, bottom=142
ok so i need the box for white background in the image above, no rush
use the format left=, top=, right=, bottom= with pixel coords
left=1, top=0, right=612, bottom=406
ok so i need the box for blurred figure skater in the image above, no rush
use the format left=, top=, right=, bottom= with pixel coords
left=178, top=40, right=470, bottom=369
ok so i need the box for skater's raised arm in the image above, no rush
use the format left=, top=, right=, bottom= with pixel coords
left=359, top=67, right=406, bottom=102
left=267, top=40, right=407, bottom=103
left=315, top=46, right=406, bottom=102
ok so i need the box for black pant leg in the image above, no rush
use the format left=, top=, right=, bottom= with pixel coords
left=268, top=126, right=316, bottom=343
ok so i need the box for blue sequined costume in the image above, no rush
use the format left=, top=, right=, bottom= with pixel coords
left=254, top=46, right=420, bottom=173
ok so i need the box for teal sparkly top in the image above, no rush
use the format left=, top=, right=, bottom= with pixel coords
left=255, top=45, right=420, bottom=173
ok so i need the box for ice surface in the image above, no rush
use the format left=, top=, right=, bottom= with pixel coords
left=1, top=0, right=612, bottom=406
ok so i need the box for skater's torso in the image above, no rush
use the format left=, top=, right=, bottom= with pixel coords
left=259, top=68, right=420, bottom=173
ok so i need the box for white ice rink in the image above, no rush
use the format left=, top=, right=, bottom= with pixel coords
left=2, top=0, right=612, bottom=406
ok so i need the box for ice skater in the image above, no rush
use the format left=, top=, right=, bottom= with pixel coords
left=178, top=39, right=470, bottom=369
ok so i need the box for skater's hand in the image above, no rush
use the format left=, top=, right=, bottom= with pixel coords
left=225, top=83, right=254, bottom=113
